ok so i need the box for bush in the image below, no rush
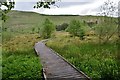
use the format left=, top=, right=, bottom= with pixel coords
left=2, top=49, right=42, bottom=80
left=99, top=59, right=119, bottom=80
left=67, top=19, right=85, bottom=39
left=56, top=23, right=68, bottom=31
left=40, top=18, right=55, bottom=39
left=77, top=29, right=85, bottom=40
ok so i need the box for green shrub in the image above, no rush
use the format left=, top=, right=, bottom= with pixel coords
left=56, top=23, right=68, bottom=31
left=67, top=19, right=85, bottom=39
left=40, top=18, right=55, bottom=39
left=99, top=59, right=119, bottom=80
left=77, top=29, right=85, bottom=40
left=2, top=48, right=42, bottom=80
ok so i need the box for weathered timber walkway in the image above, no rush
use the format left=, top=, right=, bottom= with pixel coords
left=35, top=41, right=90, bottom=80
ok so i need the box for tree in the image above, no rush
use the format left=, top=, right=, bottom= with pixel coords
left=0, top=0, right=58, bottom=22
left=77, top=29, right=85, bottom=40
left=0, top=0, right=15, bottom=22
left=67, top=19, right=85, bottom=39
left=96, top=0, right=118, bottom=44
left=56, top=23, right=68, bottom=31
left=34, top=0, right=57, bottom=9
left=40, top=18, right=55, bottom=39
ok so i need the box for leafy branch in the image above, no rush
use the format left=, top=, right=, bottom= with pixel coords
left=0, top=0, right=15, bottom=21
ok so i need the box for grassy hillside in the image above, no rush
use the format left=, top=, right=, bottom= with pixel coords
left=3, top=10, right=107, bottom=36
left=3, top=10, right=117, bottom=35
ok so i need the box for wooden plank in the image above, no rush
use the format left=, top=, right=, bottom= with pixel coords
left=35, top=41, right=90, bottom=80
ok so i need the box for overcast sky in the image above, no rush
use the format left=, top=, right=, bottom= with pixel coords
left=12, top=0, right=119, bottom=16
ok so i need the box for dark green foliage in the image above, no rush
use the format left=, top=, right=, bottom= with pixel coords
left=40, top=18, right=55, bottom=39
left=56, top=23, right=68, bottom=31
left=34, top=0, right=60, bottom=9
left=34, top=1, right=55, bottom=9
left=85, top=21, right=98, bottom=29
left=99, top=59, right=120, bottom=80
left=0, top=1, right=15, bottom=21
left=77, top=29, right=85, bottom=40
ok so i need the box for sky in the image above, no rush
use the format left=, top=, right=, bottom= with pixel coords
left=11, top=0, right=119, bottom=16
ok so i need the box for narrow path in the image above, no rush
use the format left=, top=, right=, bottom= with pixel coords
left=35, top=41, right=90, bottom=80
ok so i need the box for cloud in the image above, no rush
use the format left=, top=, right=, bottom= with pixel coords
left=32, top=0, right=119, bottom=16
left=15, top=0, right=39, bottom=2
left=14, top=0, right=94, bottom=2
left=13, top=2, right=35, bottom=11
left=13, top=0, right=119, bottom=16
left=60, top=0, right=95, bottom=2
left=32, top=0, right=103, bottom=15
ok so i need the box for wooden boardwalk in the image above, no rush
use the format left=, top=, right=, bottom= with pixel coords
left=35, top=41, right=90, bottom=80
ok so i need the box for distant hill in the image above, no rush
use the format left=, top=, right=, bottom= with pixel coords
left=4, top=10, right=101, bottom=26
left=3, top=10, right=117, bottom=34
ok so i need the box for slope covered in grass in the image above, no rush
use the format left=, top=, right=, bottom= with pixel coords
left=3, top=10, right=110, bottom=36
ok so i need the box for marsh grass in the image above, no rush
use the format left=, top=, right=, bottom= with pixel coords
left=2, top=10, right=119, bottom=79
left=2, top=50, right=42, bottom=79
left=47, top=31, right=120, bottom=79
left=2, top=34, right=42, bottom=79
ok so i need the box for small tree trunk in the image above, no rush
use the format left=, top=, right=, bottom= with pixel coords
left=117, top=17, right=120, bottom=63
